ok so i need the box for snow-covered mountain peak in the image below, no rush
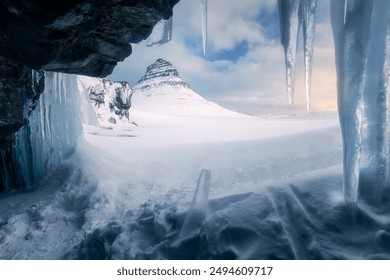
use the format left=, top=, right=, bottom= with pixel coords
left=133, top=58, right=190, bottom=92
left=132, top=59, right=245, bottom=117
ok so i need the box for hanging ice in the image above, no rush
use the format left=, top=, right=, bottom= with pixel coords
left=278, top=0, right=318, bottom=108
left=179, top=169, right=211, bottom=238
left=145, top=17, right=173, bottom=47
left=200, top=0, right=207, bottom=56
left=278, top=0, right=301, bottom=105
left=330, top=0, right=390, bottom=205
left=3, top=72, right=82, bottom=190
left=302, top=0, right=318, bottom=112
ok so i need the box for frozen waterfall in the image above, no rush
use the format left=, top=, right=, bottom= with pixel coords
left=1, top=72, right=82, bottom=190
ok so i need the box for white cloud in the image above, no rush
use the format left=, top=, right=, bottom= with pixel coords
left=109, top=0, right=337, bottom=115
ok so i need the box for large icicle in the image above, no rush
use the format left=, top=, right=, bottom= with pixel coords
left=358, top=0, right=390, bottom=204
left=179, top=169, right=211, bottom=238
left=330, top=0, right=390, bottom=205
left=145, top=17, right=173, bottom=47
left=200, top=0, right=208, bottom=56
left=302, top=0, right=318, bottom=112
left=278, top=0, right=302, bottom=104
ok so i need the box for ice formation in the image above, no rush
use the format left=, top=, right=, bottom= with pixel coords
left=200, top=0, right=208, bottom=56
left=278, top=0, right=318, bottom=110
left=139, top=0, right=208, bottom=53
left=278, top=0, right=389, bottom=205
left=145, top=17, right=173, bottom=47
left=330, top=0, right=390, bottom=205
left=302, top=0, right=318, bottom=112
left=1, top=72, right=82, bottom=190
left=179, top=169, right=211, bottom=238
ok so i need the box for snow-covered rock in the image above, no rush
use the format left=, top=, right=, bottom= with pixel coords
left=77, top=76, right=133, bottom=127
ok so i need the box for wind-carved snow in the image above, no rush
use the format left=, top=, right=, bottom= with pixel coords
left=200, top=0, right=208, bottom=56
left=278, top=0, right=318, bottom=111
left=145, top=17, right=173, bottom=47
left=330, top=0, right=390, bottom=205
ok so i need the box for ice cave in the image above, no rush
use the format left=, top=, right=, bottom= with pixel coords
left=0, top=0, right=389, bottom=260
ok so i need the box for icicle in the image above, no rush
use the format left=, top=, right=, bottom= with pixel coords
left=358, top=0, right=390, bottom=204
left=200, top=0, right=207, bottom=56
left=386, top=29, right=390, bottom=190
left=330, top=0, right=390, bottom=205
left=278, top=0, right=302, bottom=105
left=343, top=0, right=348, bottom=25
left=145, top=17, right=173, bottom=47
left=179, top=169, right=211, bottom=238
left=302, top=0, right=318, bottom=112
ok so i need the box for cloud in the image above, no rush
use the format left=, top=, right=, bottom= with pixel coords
left=109, top=0, right=337, bottom=115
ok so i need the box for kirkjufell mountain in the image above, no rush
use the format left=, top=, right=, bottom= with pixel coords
left=132, top=59, right=244, bottom=117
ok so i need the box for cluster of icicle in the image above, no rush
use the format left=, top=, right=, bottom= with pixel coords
left=278, top=0, right=319, bottom=112
left=329, top=0, right=390, bottom=205
left=145, top=0, right=208, bottom=56
left=279, top=0, right=390, bottom=205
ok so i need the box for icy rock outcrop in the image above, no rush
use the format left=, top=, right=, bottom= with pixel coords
left=0, top=73, right=82, bottom=191
left=77, top=77, right=133, bottom=126
left=278, top=0, right=319, bottom=111
left=330, top=0, right=390, bottom=205
left=0, top=0, right=180, bottom=77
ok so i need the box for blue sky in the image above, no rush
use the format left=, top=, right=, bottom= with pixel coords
left=109, top=0, right=337, bottom=115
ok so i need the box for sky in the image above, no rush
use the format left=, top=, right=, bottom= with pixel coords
left=109, top=0, right=337, bottom=115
